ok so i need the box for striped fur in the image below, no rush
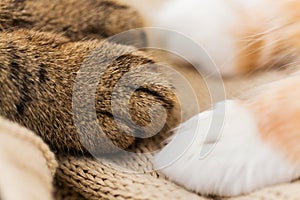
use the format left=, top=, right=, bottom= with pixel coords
left=0, top=0, right=179, bottom=154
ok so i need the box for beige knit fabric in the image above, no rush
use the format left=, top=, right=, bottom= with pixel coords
left=54, top=145, right=300, bottom=200
left=0, top=117, right=57, bottom=200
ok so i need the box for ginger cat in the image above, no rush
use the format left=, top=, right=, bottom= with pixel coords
left=127, top=0, right=300, bottom=197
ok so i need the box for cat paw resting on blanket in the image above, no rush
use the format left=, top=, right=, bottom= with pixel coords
left=0, top=0, right=300, bottom=198
left=127, top=0, right=300, bottom=197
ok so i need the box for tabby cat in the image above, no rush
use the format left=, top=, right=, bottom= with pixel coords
left=0, top=0, right=178, bottom=154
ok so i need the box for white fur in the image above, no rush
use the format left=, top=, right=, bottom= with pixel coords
left=140, top=0, right=284, bottom=75
left=153, top=100, right=300, bottom=196
left=148, top=0, right=238, bottom=75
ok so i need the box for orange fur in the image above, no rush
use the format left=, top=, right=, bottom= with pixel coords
left=267, top=5, right=300, bottom=70
left=235, top=29, right=265, bottom=74
left=229, top=1, right=300, bottom=74
left=231, top=3, right=267, bottom=74
left=247, top=76, right=300, bottom=164
left=282, top=1, right=300, bottom=24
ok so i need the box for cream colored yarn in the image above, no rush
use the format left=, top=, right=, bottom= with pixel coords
left=0, top=117, right=57, bottom=200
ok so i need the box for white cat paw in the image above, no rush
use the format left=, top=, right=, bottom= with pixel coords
left=153, top=100, right=300, bottom=196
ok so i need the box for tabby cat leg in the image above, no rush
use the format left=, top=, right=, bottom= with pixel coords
left=154, top=74, right=300, bottom=196
left=0, top=30, right=177, bottom=154
left=0, top=0, right=143, bottom=41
